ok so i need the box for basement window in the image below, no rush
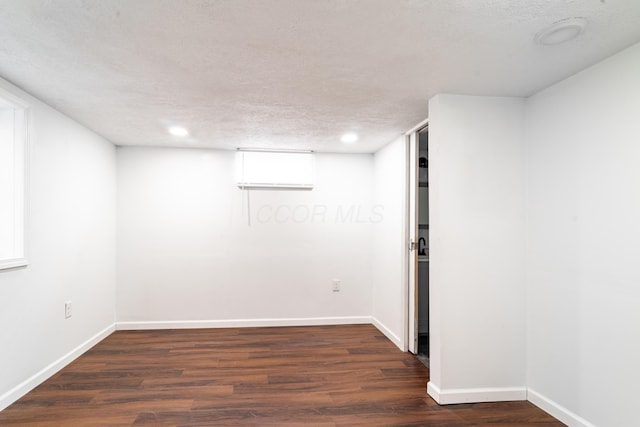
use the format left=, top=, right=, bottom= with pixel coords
left=0, top=88, right=29, bottom=270
left=236, top=150, right=314, bottom=189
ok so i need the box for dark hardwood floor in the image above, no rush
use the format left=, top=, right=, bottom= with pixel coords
left=0, top=325, right=564, bottom=426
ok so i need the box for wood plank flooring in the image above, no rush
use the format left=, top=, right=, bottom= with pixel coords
left=0, top=325, right=564, bottom=426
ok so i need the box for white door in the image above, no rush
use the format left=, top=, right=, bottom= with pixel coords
left=407, top=131, right=419, bottom=354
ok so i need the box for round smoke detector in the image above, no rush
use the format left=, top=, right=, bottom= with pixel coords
left=535, top=17, right=587, bottom=46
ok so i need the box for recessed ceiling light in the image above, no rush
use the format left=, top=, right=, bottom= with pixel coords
left=169, top=126, right=189, bottom=137
left=535, top=18, right=587, bottom=46
left=341, top=132, right=358, bottom=144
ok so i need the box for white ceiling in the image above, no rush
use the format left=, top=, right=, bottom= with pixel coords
left=1, top=0, right=639, bottom=153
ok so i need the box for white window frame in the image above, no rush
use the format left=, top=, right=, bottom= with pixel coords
left=0, top=86, right=29, bottom=270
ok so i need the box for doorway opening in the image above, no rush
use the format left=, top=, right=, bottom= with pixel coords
left=406, top=119, right=429, bottom=365
left=416, top=128, right=429, bottom=366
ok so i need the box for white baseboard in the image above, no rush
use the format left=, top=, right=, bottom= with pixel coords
left=371, top=317, right=403, bottom=350
left=0, top=323, right=115, bottom=411
left=528, top=388, right=596, bottom=427
left=427, top=381, right=527, bottom=405
left=116, top=316, right=372, bottom=330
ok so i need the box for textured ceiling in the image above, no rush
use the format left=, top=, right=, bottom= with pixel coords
left=1, top=0, right=640, bottom=153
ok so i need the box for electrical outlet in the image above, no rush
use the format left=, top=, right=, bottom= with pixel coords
left=332, top=280, right=341, bottom=292
left=64, top=301, right=72, bottom=319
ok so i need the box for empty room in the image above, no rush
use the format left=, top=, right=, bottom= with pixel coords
left=1, top=1, right=639, bottom=426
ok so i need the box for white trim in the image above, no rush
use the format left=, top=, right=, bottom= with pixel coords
left=116, top=316, right=372, bottom=330
left=0, top=87, right=30, bottom=271
left=22, top=108, right=31, bottom=266
left=237, top=148, right=314, bottom=153
left=237, top=184, right=313, bottom=190
left=371, top=317, right=403, bottom=350
left=528, top=388, right=597, bottom=427
left=404, top=117, right=429, bottom=136
left=426, top=384, right=597, bottom=425
left=0, top=257, right=28, bottom=270
left=0, top=86, right=30, bottom=109
left=427, top=381, right=441, bottom=402
left=400, top=135, right=410, bottom=352
left=0, top=323, right=115, bottom=411
left=427, top=381, right=527, bottom=405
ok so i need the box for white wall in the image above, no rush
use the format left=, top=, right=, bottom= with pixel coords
left=117, top=147, right=374, bottom=327
left=525, top=42, right=640, bottom=427
left=371, top=137, right=407, bottom=348
left=427, top=94, right=526, bottom=403
left=0, top=77, right=116, bottom=410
